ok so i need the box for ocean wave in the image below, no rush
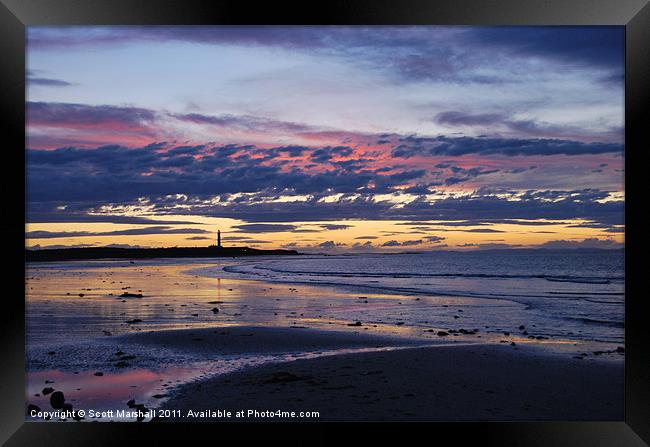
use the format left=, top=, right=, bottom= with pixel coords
left=219, top=265, right=621, bottom=305
left=246, top=264, right=623, bottom=284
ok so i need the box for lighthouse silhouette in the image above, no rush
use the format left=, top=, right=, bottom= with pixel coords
left=217, top=230, right=222, bottom=248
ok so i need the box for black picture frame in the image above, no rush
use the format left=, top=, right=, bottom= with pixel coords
left=2, top=0, right=648, bottom=445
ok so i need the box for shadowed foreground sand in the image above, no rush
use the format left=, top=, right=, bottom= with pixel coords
left=123, top=325, right=431, bottom=354
left=155, top=340, right=623, bottom=421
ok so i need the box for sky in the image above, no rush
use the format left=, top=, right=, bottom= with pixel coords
left=25, top=26, right=625, bottom=252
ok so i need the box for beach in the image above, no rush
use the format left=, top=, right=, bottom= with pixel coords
left=24, top=23, right=627, bottom=429
left=25, top=254, right=625, bottom=422
left=154, top=337, right=623, bottom=421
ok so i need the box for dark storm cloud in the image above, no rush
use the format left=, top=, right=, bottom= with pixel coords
left=166, top=145, right=207, bottom=156
left=107, top=193, right=618, bottom=231
left=441, top=165, right=500, bottom=186
left=397, top=219, right=573, bottom=229
left=392, top=135, right=623, bottom=158
left=29, top=27, right=623, bottom=88
left=27, top=140, right=623, bottom=228
left=394, top=190, right=623, bottom=226
left=310, top=146, right=354, bottom=163
left=566, top=222, right=625, bottom=234
left=402, top=184, right=435, bottom=194
left=29, top=27, right=623, bottom=69
left=25, top=204, right=203, bottom=225
left=91, top=189, right=621, bottom=229
left=465, top=27, right=624, bottom=71
left=26, top=226, right=210, bottom=239
left=26, top=144, right=429, bottom=203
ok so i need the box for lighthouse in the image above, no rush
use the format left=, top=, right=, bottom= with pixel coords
left=217, top=230, right=222, bottom=248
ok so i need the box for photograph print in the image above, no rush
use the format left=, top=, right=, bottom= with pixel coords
left=25, top=25, right=625, bottom=422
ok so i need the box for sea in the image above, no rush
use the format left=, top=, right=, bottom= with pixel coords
left=25, top=249, right=624, bottom=420
left=209, top=249, right=625, bottom=344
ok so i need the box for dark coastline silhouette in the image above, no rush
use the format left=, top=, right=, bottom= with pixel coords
left=26, top=246, right=299, bottom=262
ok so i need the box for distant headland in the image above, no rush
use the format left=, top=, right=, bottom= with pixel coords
left=25, top=246, right=300, bottom=262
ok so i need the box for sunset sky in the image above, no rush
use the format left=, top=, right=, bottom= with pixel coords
left=25, top=26, right=625, bottom=252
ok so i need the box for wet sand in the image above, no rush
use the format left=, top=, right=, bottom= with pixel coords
left=26, top=259, right=624, bottom=421
left=157, top=341, right=623, bottom=421
left=121, top=325, right=432, bottom=354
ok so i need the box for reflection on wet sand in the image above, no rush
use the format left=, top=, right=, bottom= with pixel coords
left=26, top=258, right=623, bottom=421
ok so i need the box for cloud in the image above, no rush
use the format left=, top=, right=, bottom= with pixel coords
left=24, top=27, right=625, bottom=250
left=434, top=111, right=622, bottom=142
left=28, top=243, right=96, bottom=250
left=441, top=165, right=500, bottom=186
left=27, top=186, right=622, bottom=230
left=27, top=102, right=160, bottom=148
left=318, top=224, right=353, bottom=230
left=25, top=206, right=204, bottom=225
left=231, top=224, right=297, bottom=233
left=172, top=111, right=314, bottom=134
left=27, top=27, right=623, bottom=104
left=538, top=238, right=623, bottom=250
left=392, top=135, right=623, bottom=158
left=28, top=27, right=622, bottom=71
left=381, top=239, right=423, bottom=247
left=28, top=101, right=156, bottom=129
left=310, top=146, right=353, bottom=163
left=317, top=240, right=347, bottom=250
left=27, top=26, right=335, bottom=50
left=104, top=243, right=144, bottom=249
left=26, top=134, right=623, bottom=230
left=460, top=243, right=524, bottom=250
left=26, top=143, right=432, bottom=204
left=463, top=228, right=505, bottom=233
left=26, top=226, right=210, bottom=239
left=465, top=27, right=624, bottom=71
left=352, top=241, right=374, bottom=250
left=28, top=77, right=74, bottom=87
left=457, top=237, right=623, bottom=250
left=436, top=111, right=508, bottom=127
